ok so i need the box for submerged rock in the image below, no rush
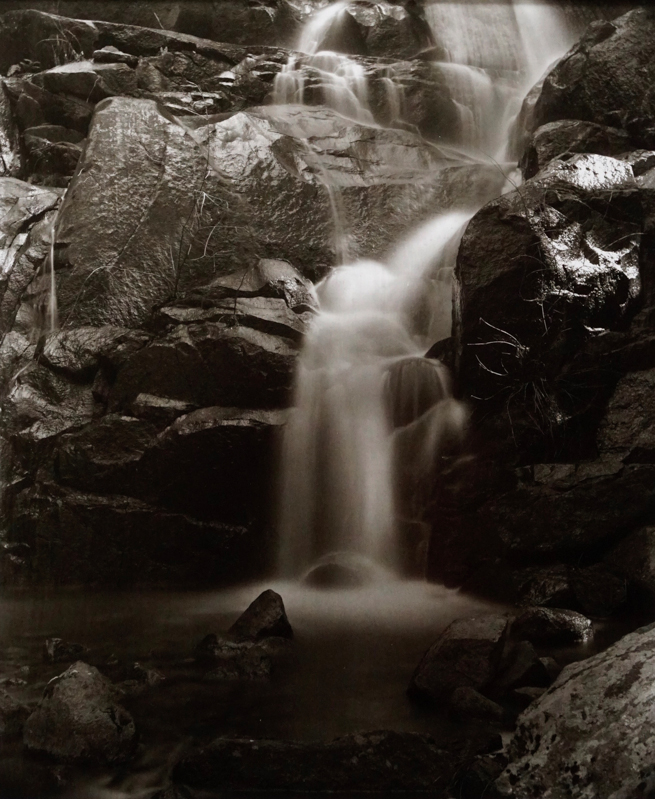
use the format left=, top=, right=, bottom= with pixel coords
left=409, top=615, right=509, bottom=704
left=23, top=661, right=136, bottom=764
left=228, top=589, right=293, bottom=642
left=0, top=688, right=30, bottom=738
left=448, top=686, right=503, bottom=722
left=495, top=623, right=655, bottom=798
left=43, top=638, right=88, bottom=664
left=173, top=730, right=477, bottom=792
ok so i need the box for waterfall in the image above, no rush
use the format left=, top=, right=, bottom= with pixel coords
left=276, top=0, right=575, bottom=584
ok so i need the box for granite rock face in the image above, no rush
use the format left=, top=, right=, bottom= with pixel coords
left=495, top=624, right=655, bottom=798
left=23, top=661, right=136, bottom=764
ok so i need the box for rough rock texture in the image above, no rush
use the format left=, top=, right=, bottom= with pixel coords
left=448, top=686, right=503, bottom=722
left=228, top=589, right=293, bottom=642
left=532, top=9, right=655, bottom=148
left=23, top=661, right=136, bottom=763
left=410, top=615, right=509, bottom=704
left=495, top=623, right=655, bottom=798
left=512, top=607, right=593, bottom=646
left=173, top=730, right=488, bottom=793
left=521, top=120, right=632, bottom=179
left=607, top=526, right=655, bottom=606
left=433, top=154, right=655, bottom=590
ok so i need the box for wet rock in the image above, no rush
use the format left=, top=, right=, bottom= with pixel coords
left=409, top=615, right=509, bottom=704
left=0, top=11, right=98, bottom=74
left=8, top=482, right=261, bottom=586
left=228, top=589, right=293, bottom=642
left=495, top=623, right=655, bottom=798
left=173, top=730, right=467, bottom=792
left=0, top=179, right=61, bottom=327
left=448, top=686, right=503, bottom=722
left=23, top=135, right=82, bottom=184
left=521, top=120, right=632, bottom=179
left=454, top=152, right=643, bottom=458
left=0, top=80, right=21, bottom=177
left=492, top=640, right=539, bottom=696
left=570, top=563, right=627, bottom=617
left=515, top=565, right=573, bottom=609
left=54, top=96, right=243, bottom=327
left=115, top=662, right=165, bottom=696
left=455, top=751, right=508, bottom=799
left=43, top=638, right=88, bottom=664
left=304, top=562, right=365, bottom=589
left=108, top=324, right=298, bottom=412
left=92, top=45, right=139, bottom=67
left=175, top=0, right=301, bottom=48
left=201, top=637, right=272, bottom=681
left=32, top=60, right=138, bottom=102
left=532, top=9, right=655, bottom=148
left=5, top=360, right=95, bottom=446
left=41, top=326, right=150, bottom=377
left=509, top=686, right=546, bottom=710
left=512, top=607, right=593, bottom=646
left=0, top=688, right=30, bottom=738
left=523, top=656, right=562, bottom=688
left=607, top=526, right=655, bottom=606
left=23, top=661, right=136, bottom=764
left=13, top=78, right=95, bottom=133
left=597, top=367, right=655, bottom=462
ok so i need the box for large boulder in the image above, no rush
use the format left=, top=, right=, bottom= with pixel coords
left=531, top=9, right=655, bottom=148
left=431, top=142, right=655, bottom=592
left=495, top=623, right=655, bottom=798
left=23, top=661, right=136, bottom=763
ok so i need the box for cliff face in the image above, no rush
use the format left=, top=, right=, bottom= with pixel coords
left=0, top=2, right=651, bottom=593
left=0, top=3, right=471, bottom=586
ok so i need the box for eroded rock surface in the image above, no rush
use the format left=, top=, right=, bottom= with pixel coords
left=410, top=615, right=509, bottom=704
left=23, top=661, right=136, bottom=763
left=495, top=624, right=655, bottom=798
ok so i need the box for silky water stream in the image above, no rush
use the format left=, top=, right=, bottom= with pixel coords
left=0, top=3, right=612, bottom=797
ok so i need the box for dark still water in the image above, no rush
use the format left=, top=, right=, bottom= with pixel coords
left=0, top=580, right=641, bottom=798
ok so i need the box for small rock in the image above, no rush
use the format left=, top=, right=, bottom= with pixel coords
left=454, top=751, right=508, bottom=799
left=228, top=589, right=293, bottom=642
left=449, top=686, right=504, bottom=721
left=196, top=634, right=272, bottom=681
left=23, top=661, right=136, bottom=764
left=522, top=656, right=562, bottom=688
left=492, top=640, right=539, bottom=696
left=410, top=615, right=509, bottom=704
left=43, top=637, right=88, bottom=664
left=510, top=686, right=547, bottom=709
left=92, top=46, right=139, bottom=67
left=0, top=688, right=30, bottom=738
left=516, top=565, right=573, bottom=608
left=512, top=607, right=593, bottom=645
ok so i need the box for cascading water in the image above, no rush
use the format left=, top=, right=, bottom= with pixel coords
left=276, top=0, right=578, bottom=584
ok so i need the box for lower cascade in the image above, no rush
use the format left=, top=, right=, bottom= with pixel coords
left=276, top=0, right=577, bottom=585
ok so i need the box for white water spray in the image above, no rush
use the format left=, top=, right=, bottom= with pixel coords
left=276, top=0, right=577, bottom=584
